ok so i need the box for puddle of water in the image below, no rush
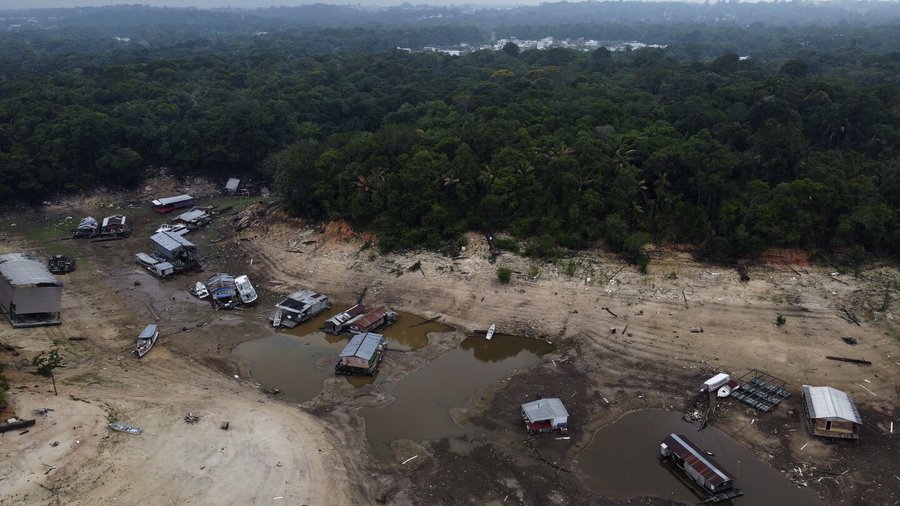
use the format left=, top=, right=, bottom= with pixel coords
left=379, top=312, right=451, bottom=350
left=232, top=309, right=449, bottom=401
left=578, top=409, right=818, bottom=505
left=361, top=334, right=553, bottom=461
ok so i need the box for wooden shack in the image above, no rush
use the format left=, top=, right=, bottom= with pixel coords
left=801, top=385, right=862, bottom=439
left=100, top=215, right=130, bottom=236
left=335, top=332, right=386, bottom=376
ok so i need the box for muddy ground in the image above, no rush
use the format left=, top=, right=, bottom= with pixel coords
left=1, top=180, right=898, bottom=505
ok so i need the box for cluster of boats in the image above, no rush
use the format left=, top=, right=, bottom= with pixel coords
left=189, top=273, right=258, bottom=309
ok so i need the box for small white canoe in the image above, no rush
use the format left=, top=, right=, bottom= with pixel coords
left=486, top=323, right=496, bottom=340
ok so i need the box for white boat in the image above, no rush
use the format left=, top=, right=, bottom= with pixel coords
left=155, top=222, right=189, bottom=235
left=191, top=281, right=209, bottom=299
left=109, top=422, right=142, bottom=435
left=135, top=324, right=159, bottom=358
left=486, top=323, right=496, bottom=340
left=272, top=308, right=283, bottom=328
left=234, top=275, right=258, bottom=304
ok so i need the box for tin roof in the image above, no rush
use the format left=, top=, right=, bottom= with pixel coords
left=225, top=178, right=241, bottom=191
left=802, top=385, right=862, bottom=424
left=278, top=289, right=327, bottom=312
left=151, top=231, right=195, bottom=253
left=521, top=398, right=569, bottom=421
left=340, top=332, right=385, bottom=361
left=102, top=215, right=126, bottom=227
left=78, top=216, right=98, bottom=229
left=663, top=434, right=734, bottom=487
left=152, top=194, right=193, bottom=206
left=352, top=306, right=389, bottom=329
left=177, top=209, right=208, bottom=222
left=139, top=324, right=158, bottom=339
left=0, top=253, right=62, bottom=287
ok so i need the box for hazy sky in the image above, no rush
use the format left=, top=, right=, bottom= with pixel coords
left=0, top=0, right=549, bottom=10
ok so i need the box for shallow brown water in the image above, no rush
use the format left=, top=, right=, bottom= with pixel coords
left=578, top=409, right=819, bottom=505
left=361, top=334, right=553, bottom=460
left=379, top=311, right=451, bottom=350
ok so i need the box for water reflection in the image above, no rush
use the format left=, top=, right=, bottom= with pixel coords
left=361, top=335, right=553, bottom=460
left=578, top=409, right=818, bottom=505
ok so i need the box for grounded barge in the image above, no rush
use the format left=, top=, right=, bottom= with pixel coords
left=659, top=433, right=744, bottom=503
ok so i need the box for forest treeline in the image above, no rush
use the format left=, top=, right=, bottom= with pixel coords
left=0, top=15, right=898, bottom=261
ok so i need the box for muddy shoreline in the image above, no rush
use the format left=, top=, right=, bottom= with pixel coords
left=1, top=185, right=898, bottom=505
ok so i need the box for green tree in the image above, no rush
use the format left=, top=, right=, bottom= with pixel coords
left=32, top=348, right=63, bottom=396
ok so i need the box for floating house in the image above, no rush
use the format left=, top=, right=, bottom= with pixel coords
left=347, top=306, right=397, bottom=333
left=323, top=303, right=367, bottom=334
left=521, top=398, right=569, bottom=434
left=151, top=194, right=194, bottom=213
left=660, top=433, right=741, bottom=500
left=74, top=216, right=99, bottom=238
left=273, top=289, right=329, bottom=328
left=801, top=385, right=862, bottom=440
left=0, top=253, right=62, bottom=328
left=100, top=215, right=130, bottom=236
left=207, top=273, right=237, bottom=307
left=174, top=209, right=211, bottom=230
left=335, top=332, right=386, bottom=376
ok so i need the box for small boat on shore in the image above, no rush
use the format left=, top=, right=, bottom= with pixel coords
left=189, top=281, right=209, bottom=299
left=235, top=275, right=258, bottom=305
left=135, top=324, right=159, bottom=358
left=109, top=422, right=142, bottom=435
left=155, top=222, right=188, bottom=235
left=486, top=323, right=496, bottom=340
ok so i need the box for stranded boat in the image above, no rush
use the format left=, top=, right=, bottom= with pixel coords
left=109, top=422, right=142, bottom=435
left=234, top=275, right=258, bottom=305
left=135, top=324, right=159, bottom=358
left=189, top=282, right=209, bottom=299
left=486, top=323, right=496, bottom=340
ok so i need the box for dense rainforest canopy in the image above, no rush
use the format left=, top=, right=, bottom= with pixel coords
left=0, top=4, right=898, bottom=261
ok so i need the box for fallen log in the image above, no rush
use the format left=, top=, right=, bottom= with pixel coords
left=825, top=356, right=872, bottom=366
left=601, top=307, right=619, bottom=318
left=0, top=419, right=36, bottom=433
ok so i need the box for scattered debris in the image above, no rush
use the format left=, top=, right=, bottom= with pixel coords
left=825, top=356, right=871, bottom=366
left=220, top=421, right=230, bottom=431
left=601, top=307, right=619, bottom=318
left=401, top=455, right=419, bottom=465
left=184, top=412, right=199, bottom=424
left=0, top=418, right=36, bottom=433
left=841, top=337, right=858, bottom=345
left=690, top=326, right=704, bottom=333
left=47, top=255, right=76, bottom=274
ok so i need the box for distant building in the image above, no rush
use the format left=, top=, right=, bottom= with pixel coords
left=323, top=303, right=367, bottom=334
left=801, top=385, right=862, bottom=439
left=150, top=231, right=196, bottom=262
left=0, top=253, right=62, bottom=328
left=225, top=178, right=241, bottom=194
left=347, top=306, right=397, bottom=333
left=74, top=216, right=99, bottom=238
left=100, top=215, right=129, bottom=236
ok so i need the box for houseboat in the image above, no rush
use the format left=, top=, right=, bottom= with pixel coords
left=207, top=273, right=237, bottom=308
left=323, top=303, right=367, bottom=334
left=801, top=385, right=862, bottom=439
left=151, top=194, right=194, bottom=213
left=73, top=217, right=99, bottom=238
left=521, top=398, right=569, bottom=434
left=174, top=208, right=212, bottom=230
left=347, top=306, right=398, bottom=333
left=273, top=289, right=329, bottom=328
left=100, top=215, right=130, bottom=237
left=659, top=433, right=743, bottom=502
left=335, top=332, right=386, bottom=376
left=135, top=324, right=159, bottom=358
